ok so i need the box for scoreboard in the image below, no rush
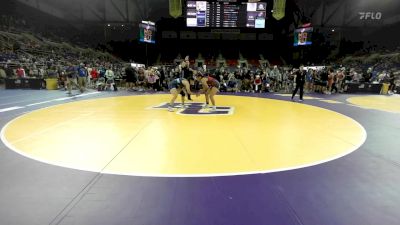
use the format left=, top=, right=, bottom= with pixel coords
left=139, top=21, right=156, bottom=44
left=294, top=27, right=313, bottom=46
left=186, top=0, right=267, bottom=28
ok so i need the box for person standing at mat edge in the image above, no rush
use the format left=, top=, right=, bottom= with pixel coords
left=291, top=65, right=306, bottom=102
left=66, top=63, right=80, bottom=95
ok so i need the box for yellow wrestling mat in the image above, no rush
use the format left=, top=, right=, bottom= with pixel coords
left=347, top=95, right=400, bottom=114
left=1, top=94, right=366, bottom=177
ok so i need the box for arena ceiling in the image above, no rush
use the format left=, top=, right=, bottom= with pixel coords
left=296, top=0, right=400, bottom=27
left=17, top=0, right=169, bottom=24
left=17, top=0, right=400, bottom=27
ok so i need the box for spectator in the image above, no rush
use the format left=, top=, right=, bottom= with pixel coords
left=86, top=66, right=92, bottom=87
left=125, top=66, right=137, bottom=91
left=261, top=72, right=271, bottom=92
left=388, top=72, right=396, bottom=94
left=105, top=67, right=117, bottom=91
left=0, top=65, right=6, bottom=83
left=77, top=64, right=87, bottom=92
left=320, top=69, right=328, bottom=93
left=105, top=67, right=114, bottom=80
left=253, top=74, right=262, bottom=93
left=90, top=67, right=99, bottom=88
left=327, top=68, right=335, bottom=94
left=242, top=70, right=252, bottom=92
left=137, top=68, right=146, bottom=91
left=159, top=66, right=166, bottom=90
left=66, top=63, right=80, bottom=95
left=146, top=68, right=159, bottom=91
left=99, top=66, right=106, bottom=78
left=16, top=65, right=26, bottom=78
left=351, top=70, right=362, bottom=82
left=336, top=69, right=345, bottom=93
left=305, top=69, right=313, bottom=93
left=4, top=64, right=14, bottom=78
left=226, top=73, right=238, bottom=92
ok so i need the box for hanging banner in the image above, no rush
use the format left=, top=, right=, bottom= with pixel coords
left=169, top=0, right=182, bottom=18
left=273, top=0, right=286, bottom=20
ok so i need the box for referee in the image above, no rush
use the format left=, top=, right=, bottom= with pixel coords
left=291, top=65, right=306, bottom=102
left=180, top=56, right=193, bottom=100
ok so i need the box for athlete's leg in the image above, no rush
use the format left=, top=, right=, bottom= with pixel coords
left=209, top=87, right=218, bottom=110
left=169, top=88, right=179, bottom=111
left=204, top=88, right=210, bottom=108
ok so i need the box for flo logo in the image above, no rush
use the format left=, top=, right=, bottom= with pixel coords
left=150, top=103, right=234, bottom=116
left=359, top=12, right=382, bottom=20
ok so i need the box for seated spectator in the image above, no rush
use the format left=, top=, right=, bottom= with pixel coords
left=4, top=64, right=14, bottom=78
left=351, top=71, right=362, bottom=83
left=58, top=71, right=67, bottom=90
left=253, top=74, right=262, bottom=93
left=226, top=73, right=238, bottom=92
left=261, top=73, right=271, bottom=92
left=234, top=71, right=242, bottom=91
left=242, top=70, right=252, bottom=92
left=96, top=77, right=106, bottom=91
left=219, top=73, right=227, bottom=92
left=146, top=68, right=159, bottom=91
left=137, top=68, right=146, bottom=91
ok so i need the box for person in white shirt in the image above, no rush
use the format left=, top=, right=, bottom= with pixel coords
left=105, top=67, right=118, bottom=91
left=105, top=68, right=114, bottom=80
left=86, top=66, right=93, bottom=87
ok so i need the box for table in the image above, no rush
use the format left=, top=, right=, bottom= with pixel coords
left=5, top=78, right=45, bottom=90
left=345, top=82, right=382, bottom=94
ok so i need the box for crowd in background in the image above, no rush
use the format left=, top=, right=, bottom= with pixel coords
left=1, top=55, right=399, bottom=95
left=117, top=58, right=399, bottom=95
left=0, top=19, right=123, bottom=92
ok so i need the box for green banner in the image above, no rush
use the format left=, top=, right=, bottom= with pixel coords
left=273, top=0, right=286, bottom=20
left=169, top=0, right=182, bottom=18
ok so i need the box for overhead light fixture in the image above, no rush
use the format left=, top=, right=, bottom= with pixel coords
left=142, top=20, right=155, bottom=25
